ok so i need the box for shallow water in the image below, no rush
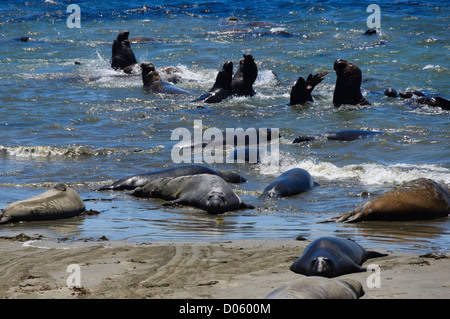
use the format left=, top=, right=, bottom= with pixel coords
left=0, top=0, right=449, bottom=253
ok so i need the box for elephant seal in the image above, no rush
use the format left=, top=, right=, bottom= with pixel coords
left=176, top=128, right=280, bottom=152
left=384, top=88, right=450, bottom=110
left=231, top=53, right=258, bottom=96
left=193, top=61, right=233, bottom=103
left=323, top=178, right=450, bottom=223
left=364, top=28, right=377, bottom=35
left=111, top=31, right=138, bottom=73
left=0, top=184, right=86, bottom=224
left=263, top=168, right=319, bottom=198
left=265, top=277, right=364, bottom=299
left=333, top=59, right=370, bottom=107
left=98, top=164, right=246, bottom=191
left=293, top=129, right=383, bottom=143
left=141, top=62, right=192, bottom=95
left=289, top=72, right=329, bottom=105
left=290, top=237, right=387, bottom=278
left=131, top=174, right=254, bottom=214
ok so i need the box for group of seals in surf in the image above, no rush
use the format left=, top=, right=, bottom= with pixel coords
left=4, top=30, right=449, bottom=222
left=3, top=30, right=449, bottom=298
left=110, top=31, right=450, bottom=110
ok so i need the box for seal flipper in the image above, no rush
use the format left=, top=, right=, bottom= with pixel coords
left=240, top=202, right=255, bottom=210
left=365, top=250, right=388, bottom=259
left=289, top=72, right=329, bottom=105
left=306, top=71, right=329, bottom=90
left=162, top=198, right=186, bottom=208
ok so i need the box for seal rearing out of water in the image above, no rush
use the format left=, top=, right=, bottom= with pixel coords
left=231, top=53, right=258, bottom=96
left=333, top=59, right=370, bottom=107
left=193, top=61, right=234, bottom=103
left=111, top=31, right=138, bottom=73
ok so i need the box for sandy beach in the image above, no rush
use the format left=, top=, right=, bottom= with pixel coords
left=0, top=232, right=448, bottom=299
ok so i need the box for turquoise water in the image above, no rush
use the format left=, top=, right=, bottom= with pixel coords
left=0, top=1, right=449, bottom=252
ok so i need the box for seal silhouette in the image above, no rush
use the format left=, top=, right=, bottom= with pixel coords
left=98, top=164, right=246, bottom=191
left=131, top=174, right=254, bottom=214
left=193, top=61, right=233, bottom=103
left=231, top=53, right=258, bottom=96
left=111, top=31, right=138, bottom=73
left=333, top=59, right=370, bottom=107
left=290, top=237, right=387, bottom=278
left=263, top=168, right=318, bottom=198
left=141, top=62, right=192, bottom=95
left=0, top=184, right=85, bottom=224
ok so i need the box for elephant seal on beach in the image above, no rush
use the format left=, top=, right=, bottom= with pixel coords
left=293, top=129, right=383, bottom=143
left=111, top=31, right=138, bottom=73
left=323, top=178, right=450, bottom=223
left=265, top=277, right=364, bottom=299
left=290, top=237, right=387, bottom=278
left=263, top=168, right=318, bottom=198
left=98, top=164, right=246, bottom=191
left=231, top=53, right=258, bottom=96
left=0, top=184, right=85, bottom=224
left=141, top=62, right=192, bottom=95
left=131, top=174, right=254, bottom=214
left=289, top=72, right=329, bottom=105
left=333, top=59, right=370, bottom=107
left=193, top=61, right=233, bottom=103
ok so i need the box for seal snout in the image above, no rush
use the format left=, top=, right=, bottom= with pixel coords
left=140, top=62, right=155, bottom=71
left=206, top=191, right=227, bottom=213
left=117, top=31, right=130, bottom=42
left=333, top=59, right=349, bottom=72
left=312, top=257, right=334, bottom=277
left=223, top=61, right=233, bottom=73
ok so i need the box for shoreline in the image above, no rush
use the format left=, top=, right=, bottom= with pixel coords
left=0, top=233, right=448, bottom=299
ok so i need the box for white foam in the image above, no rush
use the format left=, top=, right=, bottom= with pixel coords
left=0, top=145, right=90, bottom=158
left=258, top=158, right=450, bottom=186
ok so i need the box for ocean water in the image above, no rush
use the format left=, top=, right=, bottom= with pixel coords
left=0, top=0, right=449, bottom=253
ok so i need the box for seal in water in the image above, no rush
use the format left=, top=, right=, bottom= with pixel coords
left=384, top=88, right=450, bottom=110
left=265, top=277, right=364, bottom=299
left=290, top=237, right=387, bottom=278
left=141, top=62, right=192, bottom=95
left=111, top=31, right=138, bottom=73
left=333, top=59, right=370, bottom=107
left=193, top=61, right=233, bottom=103
left=98, top=164, right=246, bottom=191
left=231, top=53, right=258, bottom=96
left=293, top=129, right=383, bottom=143
left=323, top=178, right=450, bottom=223
left=131, top=174, right=254, bottom=214
left=262, top=168, right=318, bottom=198
left=289, top=72, right=329, bottom=105
left=0, top=184, right=86, bottom=224
left=175, top=128, right=280, bottom=152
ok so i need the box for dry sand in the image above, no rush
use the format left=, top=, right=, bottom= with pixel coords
left=0, top=233, right=448, bottom=299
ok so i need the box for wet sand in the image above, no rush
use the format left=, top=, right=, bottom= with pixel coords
left=0, top=233, right=448, bottom=299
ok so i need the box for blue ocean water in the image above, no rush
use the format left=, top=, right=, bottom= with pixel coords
left=0, top=0, right=449, bottom=252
